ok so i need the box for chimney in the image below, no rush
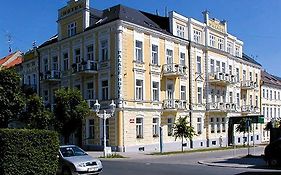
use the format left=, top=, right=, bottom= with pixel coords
left=84, top=0, right=90, bottom=29
left=202, top=10, right=209, bottom=25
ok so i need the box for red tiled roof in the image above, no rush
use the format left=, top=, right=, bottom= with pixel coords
left=5, top=56, right=23, bottom=68
left=0, top=52, right=15, bottom=65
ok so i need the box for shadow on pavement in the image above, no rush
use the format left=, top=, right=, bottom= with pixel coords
left=235, top=172, right=281, bottom=175
left=213, top=156, right=267, bottom=169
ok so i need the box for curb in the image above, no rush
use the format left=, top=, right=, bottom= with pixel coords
left=198, top=161, right=251, bottom=168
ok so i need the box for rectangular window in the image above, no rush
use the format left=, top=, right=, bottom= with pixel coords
left=278, top=92, right=280, bottom=100
left=216, top=118, right=221, bottom=133
left=270, top=90, right=272, bottom=100
left=267, top=90, right=269, bottom=99
left=256, top=96, right=258, bottom=107
left=63, top=52, right=69, bottom=71
left=181, top=85, right=186, bottom=100
left=193, top=30, right=201, bottom=43
left=135, top=40, right=143, bottom=62
left=250, top=95, right=253, bottom=106
left=218, top=38, right=224, bottom=50
left=180, top=52, right=186, bottom=66
left=52, top=56, right=58, bottom=70
left=151, top=44, right=158, bottom=65
left=74, top=48, right=81, bottom=63
left=152, top=81, right=159, bottom=101
left=43, top=90, right=48, bottom=103
left=101, top=40, right=108, bottom=61
left=210, top=59, right=215, bottom=73
left=263, top=89, right=265, bottom=98
left=87, top=82, right=94, bottom=100
left=255, top=73, right=258, bottom=83
left=210, top=117, right=215, bottom=133
left=229, top=92, right=233, bottom=103
left=243, top=70, right=246, bottom=81
left=44, top=58, right=48, bottom=72
left=88, top=119, right=95, bottom=139
left=222, top=118, right=226, bottom=132
left=216, top=61, right=220, bottom=72
left=86, top=44, right=94, bottom=61
left=227, top=42, right=232, bottom=54
left=229, top=65, right=232, bottom=75
left=198, top=87, right=202, bottom=104
left=209, top=35, right=215, bottom=47
left=101, top=80, right=109, bottom=100
left=235, top=46, right=240, bottom=57
left=152, top=118, right=159, bottom=137
left=136, top=118, right=143, bottom=138
left=249, top=72, right=252, bottom=81
left=237, top=93, right=240, bottom=106
left=222, top=62, right=226, bottom=73
left=177, top=24, right=185, bottom=38
left=136, top=79, right=144, bottom=100
left=197, top=56, right=201, bottom=73
left=167, top=118, right=173, bottom=136
left=236, top=68, right=240, bottom=81
left=274, top=91, right=277, bottom=100
left=67, top=22, right=76, bottom=37
left=166, top=49, right=173, bottom=64
left=197, top=118, right=202, bottom=134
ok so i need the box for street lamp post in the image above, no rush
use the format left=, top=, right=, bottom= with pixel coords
left=93, top=99, right=116, bottom=157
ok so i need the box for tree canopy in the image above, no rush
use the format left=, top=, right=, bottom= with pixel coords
left=54, top=88, right=90, bottom=144
left=0, top=69, right=24, bottom=128
left=173, top=116, right=196, bottom=152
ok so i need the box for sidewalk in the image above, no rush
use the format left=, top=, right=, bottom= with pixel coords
left=87, top=151, right=156, bottom=160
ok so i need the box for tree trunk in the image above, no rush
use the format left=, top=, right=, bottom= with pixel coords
left=181, top=136, right=184, bottom=152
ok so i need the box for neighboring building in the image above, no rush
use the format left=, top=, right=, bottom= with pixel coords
left=36, top=0, right=263, bottom=151
left=16, top=49, right=39, bottom=94
left=0, top=51, right=23, bottom=70
left=261, top=71, right=281, bottom=142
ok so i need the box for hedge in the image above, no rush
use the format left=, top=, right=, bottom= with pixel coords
left=0, top=129, right=59, bottom=175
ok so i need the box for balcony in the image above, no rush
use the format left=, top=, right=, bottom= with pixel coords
left=241, top=80, right=258, bottom=90
left=162, top=64, right=187, bottom=77
left=73, top=60, right=98, bottom=75
left=225, top=103, right=237, bottom=112
left=42, top=70, right=61, bottom=82
left=163, top=99, right=188, bottom=111
left=207, top=102, right=226, bottom=112
left=208, top=72, right=237, bottom=86
left=241, top=105, right=259, bottom=114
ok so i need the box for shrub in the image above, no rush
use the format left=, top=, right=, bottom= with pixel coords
left=0, top=129, right=59, bottom=175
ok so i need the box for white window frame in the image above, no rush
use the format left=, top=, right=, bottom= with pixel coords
left=151, top=44, right=158, bottom=65
left=101, top=80, right=109, bottom=100
left=196, top=56, right=202, bottom=74
left=197, top=117, right=202, bottom=134
left=135, top=40, right=143, bottom=63
left=152, top=118, right=159, bottom=137
left=209, top=34, right=215, bottom=47
left=136, top=79, right=144, bottom=101
left=152, top=81, right=159, bottom=101
left=193, top=29, right=201, bottom=43
left=67, top=22, right=77, bottom=37
left=167, top=117, right=173, bottom=136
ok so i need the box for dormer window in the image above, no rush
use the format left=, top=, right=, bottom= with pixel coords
left=68, top=22, right=77, bottom=37
left=176, top=24, right=185, bottom=38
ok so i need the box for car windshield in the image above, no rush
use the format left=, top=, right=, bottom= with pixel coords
left=60, top=146, right=88, bottom=157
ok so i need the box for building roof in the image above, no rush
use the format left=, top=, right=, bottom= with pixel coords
left=242, top=53, right=262, bottom=67
left=38, top=3, right=261, bottom=68
left=261, top=70, right=281, bottom=88
left=0, top=51, right=23, bottom=69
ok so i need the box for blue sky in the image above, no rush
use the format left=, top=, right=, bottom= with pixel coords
left=0, top=0, right=280, bottom=76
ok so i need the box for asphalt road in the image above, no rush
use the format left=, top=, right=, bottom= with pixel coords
left=99, top=146, right=281, bottom=175
left=101, top=161, right=281, bottom=175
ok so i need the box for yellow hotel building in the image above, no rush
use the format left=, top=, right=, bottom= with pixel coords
left=38, top=0, right=263, bottom=152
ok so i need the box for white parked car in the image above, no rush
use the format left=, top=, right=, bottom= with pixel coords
left=57, top=145, right=103, bottom=175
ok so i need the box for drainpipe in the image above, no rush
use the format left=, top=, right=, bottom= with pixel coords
left=188, top=41, right=193, bottom=149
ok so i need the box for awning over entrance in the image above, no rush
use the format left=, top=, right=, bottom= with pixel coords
left=229, top=115, right=265, bottom=124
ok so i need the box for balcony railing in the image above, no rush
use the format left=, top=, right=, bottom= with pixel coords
left=73, top=60, right=98, bottom=74
left=163, top=99, right=188, bottom=110
left=241, top=105, right=259, bottom=113
left=241, top=80, right=258, bottom=90
left=225, top=103, right=237, bottom=112
left=208, top=72, right=237, bottom=85
left=42, top=70, right=61, bottom=81
left=207, top=102, right=226, bottom=112
left=162, top=64, right=187, bottom=77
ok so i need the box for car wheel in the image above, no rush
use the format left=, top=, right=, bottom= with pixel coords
left=269, top=159, right=279, bottom=167
left=62, top=167, right=72, bottom=175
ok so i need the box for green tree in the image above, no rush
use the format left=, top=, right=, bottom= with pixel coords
left=236, top=118, right=252, bottom=146
left=54, top=88, right=90, bottom=144
left=0, top=69, right=24, bottom=128
left=20, top=94, right=54, bottom=129
left=173, top=116, right=196, bottom=152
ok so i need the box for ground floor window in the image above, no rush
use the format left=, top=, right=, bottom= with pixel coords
left=167, top=118, right=173, bottom=136
left=152, top=118, right=159, bottom=137
left=136, top=118, right=143, bottom=138
left=88, top=119, right=95, bottom=139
